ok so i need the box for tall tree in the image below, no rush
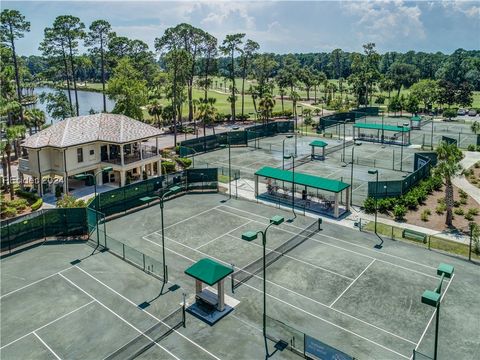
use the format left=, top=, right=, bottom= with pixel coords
left=85, top=20, right=112, bottom=112
left=220, top=33, right=245, bottom=121
left=387, top=62, right=420, bottom=96
left=435, top=141, right=463, bottom=227
left=1, top=9, right=30, bottom=122
left=39, top=89, right=75, bottom=122
left=239, top=39, right=259, bottom=118
left=155, top=24, right=213, bottom=123
left=107, top=58, right=147, bottom=120
left=52, top=15, right=85, bottom=116
left=40, top=27, right=73, bottom=112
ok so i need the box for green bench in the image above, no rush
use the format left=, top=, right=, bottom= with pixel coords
left=402, top=229, right=427, bottom=243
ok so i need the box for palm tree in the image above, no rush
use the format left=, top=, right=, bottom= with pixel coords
left=147, top=99, right=163, bottom=127
left=279, top=88, right=286, bottom=113
left=24, top=108, right=46, bottom=133
left=196, top=98, right=218, bottom=138
left=258, top=95, right=275, bottom=124
left=471, top=121, right=480, bottom=135
left=290, top=90, right=300, bottom=117
left=435, top=141, right=463, bottom=227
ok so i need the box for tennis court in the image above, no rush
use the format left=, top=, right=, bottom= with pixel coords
left=97, top=193, right=478, bottom=360
left=193, top=133, right=421, bottom=206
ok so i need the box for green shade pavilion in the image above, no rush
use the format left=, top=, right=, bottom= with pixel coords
left=309, top=140, right=328, bottom=160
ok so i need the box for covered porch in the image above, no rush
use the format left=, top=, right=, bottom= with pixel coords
left=353, top=123, right=411, bottom=146
left=254, top=166, right=351, bottom=218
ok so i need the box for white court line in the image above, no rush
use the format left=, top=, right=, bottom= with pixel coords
left=0, top=300, right=95, bottom=349
left=142, top=234, right=417, bottom=346
left=411, top=273, right=456, bottom=359
left=215, top=207, right=439, bottom=280
left=224, top=233, right=354, bottom=281
left=231, top=314, right=263, bottom=334
left=219, top=204, right=438, bottom=271
left=154, top=238, right=411, bottom=359
left=329, top=259, right=376, bottom=308
left=58, top=273, right=181, bottom=360
left=33, top=332, right=61, bottom=360
left=195, top=221, right=252, bottom=250
left=142, top=206, right=222, bottom=240
left=72, top=266, right=221, bottom=360
left=0, top=266, right=74, bottom=299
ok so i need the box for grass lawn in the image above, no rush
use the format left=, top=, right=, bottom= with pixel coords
left=362, top=221, right=480, bottom=260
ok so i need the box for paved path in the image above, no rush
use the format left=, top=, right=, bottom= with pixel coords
left=452, top=151, right=480, bottom=204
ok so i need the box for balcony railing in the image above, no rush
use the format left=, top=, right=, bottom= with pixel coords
left=102, top=149, right=159, bottom=166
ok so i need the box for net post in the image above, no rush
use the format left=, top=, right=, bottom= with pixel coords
left=428, top=235, right=431, bottom=250
left=182, top=293, right=186, bottom=327
left=164, top=265, right=169, bottom=284
left=231, top=264, right=235, bottom=294
left=122, top=243, right=125, bottom=259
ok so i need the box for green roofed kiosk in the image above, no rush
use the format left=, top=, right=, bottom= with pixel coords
left=254, top=166, right=350, bottom=218
left=309, top=140, right=328, bottom=160
left=353, top=123, right=411, bottom=146
left=410, top=115, right=422, bottom=130
left=185, top=258, right=233, bottom=314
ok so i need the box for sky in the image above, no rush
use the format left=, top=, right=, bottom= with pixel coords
left=4, top=0, right=480, bottom=56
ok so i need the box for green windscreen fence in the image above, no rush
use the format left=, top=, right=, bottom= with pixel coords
left=351, top=107, right=380, bottom=116
left=1, top=208, right=87, bottom=253
left=179, top=121, right=294, bottom=155
left=367, top=153, right=437, bottom=198
left=317, top=112, right=360, bottom=132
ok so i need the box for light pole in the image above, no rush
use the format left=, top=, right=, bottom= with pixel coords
left=368, top=169, right=379, bottom=234
left=140, top=184, right=182, bottom=283
left=220, top=126, right=239, bottom=199
left=343, top=119, right=347, bottom=161
left=421, top=263, right=454, bottom=360
left=284, top=154, right=296, bottom=218
left=431, top=118, right=434, bottom=150
left=282, top=135, right=294, bottom=170
left=400, top=123, right=409, bottom=172
left=297, top=105, right=303, bottom=135
left=350, top=146, right=355, bottom=206
left=241, top=215, right=285, bottom=360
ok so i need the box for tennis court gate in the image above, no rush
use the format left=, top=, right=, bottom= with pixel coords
left=266, top=315, right=355, bottom=360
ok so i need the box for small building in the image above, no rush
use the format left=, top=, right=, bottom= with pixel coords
left=19, top=113, right=164, bottom=196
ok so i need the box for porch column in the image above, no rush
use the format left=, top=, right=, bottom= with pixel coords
left=97, top=167, right=104, bottom=186
left=37, top=173, right=43, bottom=196
left=63, top=173, right=68, bottom=194
left=157, top=160, right=162, bottom=176
left=217, top=279, right=225, bottom=311
left=255, top=175, right=259, bottom=197
left=139, top=142, right=143, bottom=160
left=120, top=145, right=125, bottom=166
left=141, top=164, right=145, bottom=178
left=195, top=279, right=203, bottom=295
left=120, top=171, right=126, bottom=187
left=18, top=171, right=24, bottom=190
left=155, top=137, right=159, bottom=154
left=107, top=144, right=110, bottom=160
left=334, top=192, right=339, bottom=218
left=346, top=188, right=350, bottom=212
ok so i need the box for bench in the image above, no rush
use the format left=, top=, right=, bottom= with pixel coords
left=195, top=290, right=218, bottom=313
left=402, top=229, right=427, bottom=243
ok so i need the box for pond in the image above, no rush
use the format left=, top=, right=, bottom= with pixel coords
left=31, top=86, right=116, bottom=123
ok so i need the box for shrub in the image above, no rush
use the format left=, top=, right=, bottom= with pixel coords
left=363, top=197, right=376, bottom=214
left=401, top=193, right=419, bottom=210
left=436, top=204, right=446, bottom=215
left=468, top=144, right=476, bottom=151
left=465, top=213, right=474, bottom=221
left=421, top=210, right=430, bottom=222
left=411, top=187, right=428, bottom=204
left=454, top=208, right=464, bottom=216
left=30, top=198, right=43, bottom=211
left=431, top=176, right=443, bottom=191
left=161, top=161, right=176, bottom=174
left=55, top=186, right=62, bottom=198
left=477, top=145, right=480, bottom=152
left=1, top=207, right=17, bottom=218
left=459, top=189, right=468, bottom=198
left=460, top=198, right=468, bottom=205
left=393, top=204, right=407, bottom=221
left=8, top=198, right=28, bottom=211
left=378, top=198, right=395, bottom=213
left=15, top=189, right=40, bottom=202
left=474, top=162, right=480, bottom=169
left=176, top=157, right=192, bottom=169
left=56, top=195, right=86, bottom=208
left=453, top=200, right=461, bottom=208
left=437, top=197, right=445, bottom=205
left=467, top=208, right=479, bottom=216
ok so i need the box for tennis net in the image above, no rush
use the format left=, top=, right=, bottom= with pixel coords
left=231, top=220, right=319, bottom=291
left=105, top=306, right=185, bottom=360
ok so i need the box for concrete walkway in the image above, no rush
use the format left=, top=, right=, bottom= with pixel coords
left=452, top=151, right=480, bottom=204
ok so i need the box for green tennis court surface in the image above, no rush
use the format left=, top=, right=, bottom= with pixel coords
left=1, top=193, right=479, bottom=359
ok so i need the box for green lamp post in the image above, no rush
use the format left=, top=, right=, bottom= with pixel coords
left=284, top=154, right=296, bottom=219
left=240, top=215, right=285, bottom=359
left=282, top=135, right=294, bottom=170
left=421, top=263, right=454, bottom=360
left=140, top=184, right=182, bottom=283
left=368, top=169, right=379, bottom=234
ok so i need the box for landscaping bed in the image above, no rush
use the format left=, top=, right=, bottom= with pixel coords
left=464, top=161, right=480, bottom=188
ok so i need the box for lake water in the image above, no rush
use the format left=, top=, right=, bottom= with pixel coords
left=32, top=86, right=116, bottom=123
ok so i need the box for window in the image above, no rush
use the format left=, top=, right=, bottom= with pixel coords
left=77, top=148, right=84, bottom=163
left=89, top=149, right=94, bottom=156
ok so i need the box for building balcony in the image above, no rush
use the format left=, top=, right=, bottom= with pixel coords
left=101, top=149, right=160, bottom=166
